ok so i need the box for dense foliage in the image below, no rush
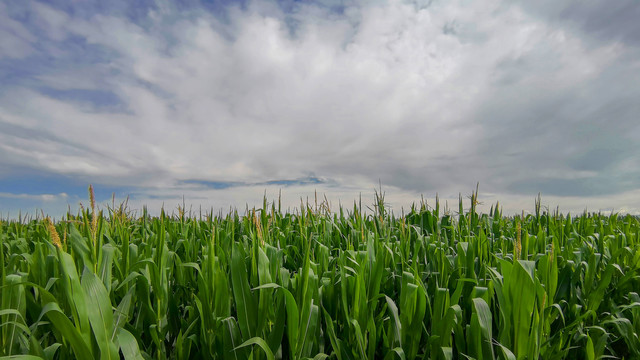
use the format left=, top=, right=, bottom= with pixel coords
left=1, top=190, right=639, bottom=359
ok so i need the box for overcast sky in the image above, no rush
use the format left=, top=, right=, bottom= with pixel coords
left=1, top=0, right=639, bottom=218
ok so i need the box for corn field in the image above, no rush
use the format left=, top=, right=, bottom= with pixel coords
left=1, top=189, right=640, bottom=360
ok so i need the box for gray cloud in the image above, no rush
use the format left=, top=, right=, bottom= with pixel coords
left=475, top=36, right=640, bottom=196
left=517, top=1, right=640, bottom=48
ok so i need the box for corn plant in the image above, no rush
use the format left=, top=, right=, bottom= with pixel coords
left=1, top=187, right=639, bottom=359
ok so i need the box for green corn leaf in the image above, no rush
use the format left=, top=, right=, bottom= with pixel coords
left=471, top=298, right=495, bottom=360
left=230, top=243, right=257, bottom=340
left=117, top=328, right=144, bottom=360
left=384, top=295, right=402, bottom=349
left=322, top=307, right=342, bottom=360
left=234, top=337, right=275, bottom=360
left=37, top=302, right=93, bottom=360
left=56, top=249, right=91, bottom=339
left=382, top=347, right=406, bottom=360
left=81, top=268, right=119, bottom=360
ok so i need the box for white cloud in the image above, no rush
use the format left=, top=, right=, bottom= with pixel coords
left=0, top=192, right=68, bottom=201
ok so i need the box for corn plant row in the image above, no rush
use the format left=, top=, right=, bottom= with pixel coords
left=1, top=188, right=639, bottom=359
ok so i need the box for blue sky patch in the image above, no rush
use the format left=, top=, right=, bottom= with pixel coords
left=182, top=176, right=325, bottom=189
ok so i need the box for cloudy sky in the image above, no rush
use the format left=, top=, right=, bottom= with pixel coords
left=1, top=0, right=639, bottom=217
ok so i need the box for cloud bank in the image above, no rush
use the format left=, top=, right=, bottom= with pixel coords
left=1, top=0, right=639, bottom=216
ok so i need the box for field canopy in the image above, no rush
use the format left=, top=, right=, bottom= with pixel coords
left=1, top=192, right=639, bottom=359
